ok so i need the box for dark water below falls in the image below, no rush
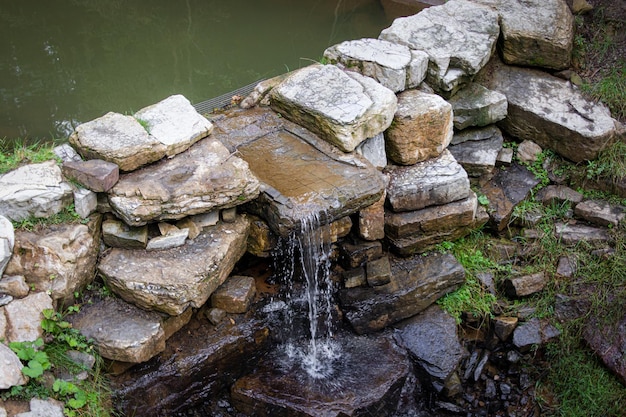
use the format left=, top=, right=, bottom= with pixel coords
left=0, top=0, right=390, bottom=142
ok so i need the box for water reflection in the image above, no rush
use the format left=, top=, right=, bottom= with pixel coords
left=0, top=0, right=390, bottom=141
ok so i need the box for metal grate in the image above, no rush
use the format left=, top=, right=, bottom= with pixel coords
left=192, top=79, right=264, bottom=114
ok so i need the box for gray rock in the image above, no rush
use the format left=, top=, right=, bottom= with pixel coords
left=493, top=316, right=518, bottom=341
left=0, top=161, right=73, bottom=222
left=556, top=255, right=578, bottom=278
left=133, top=94, right=214, bottom=157
left=0, top=275, right=29, bottom=298
left=478, top=61, right=617, bottom=162
left=516, top=140, right=543, bottom=164
left=210, top=275, right=256, bottom=314
left=447, top=83, right=507, bottom=130
left=73, top=188, right=97, bottom=219
left=448, top=127, right=503, bottom=177
left=574, top=199, right=625, bottom=227
left=5, top=219, right=101, bottom=307
left=385, top=150, right=470, bottom=212
left=61, top=159, right=119, bottom=192
left=497, top=147, right=514, bottom=166
left=15, top=398, right=65, bottom=417
left=205, top=307, right=226, bottom=325
left=583, top=310, right=626, bottom=385
left=3, top=292, right=53, bottom=343
left=146, top=228, right=189, bottom=251
left=385, top=89, right=453, bottom=165
left=555, top=222, right=612, bottom=246
left=471, top=0, right=574, bottom=70
left=339, top=253, right=465, bottom=334
left=108, top=137, right=259, bottom=226
left=69, top=112, right=168, bottom=172
left=380, top=0, right=500, bottom=96
left=53, top=143, right=82, bottom=163
left=102, top=219, right=148, bottom=249
left=0, top=342, right=27, bottom=389
left=504, top=272, right=547, bottom=297
left=269, top=64, right=397, bottom=153
left=356, top=133, right=387, bottom=170
left=0, top=215, right=14, bottom=278
left=395, top=305, right=467, bottom=392
left=536, top=185, right=584, bottom=206
left=99, top=216, right=250, bottom=315
left=513, top=317, right=560, bottom=351
left=323, top=38, right=413, bottom=92
left=70, top=297, right=166, bottom=363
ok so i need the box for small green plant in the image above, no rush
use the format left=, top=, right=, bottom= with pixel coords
left=134, top=117, right=151, bottom=133
left=9, top=338, right=51, bottom=378
left=585, top=140, right=626, bottom=182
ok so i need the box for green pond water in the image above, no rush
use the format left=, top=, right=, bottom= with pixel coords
left=0, top=0, right=391, bottom=142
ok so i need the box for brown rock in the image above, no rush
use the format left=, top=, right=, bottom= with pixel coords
left=366, top=256, right=392, bottom=287
left=504, top=272, right=547, bottom=297
left=61, top=159, right=119, bottom=192
left=358, top=189, right=386, bottom=241
left=211, top=275, right=257, bottom=314
left=493, top=316, right=518, bottom=341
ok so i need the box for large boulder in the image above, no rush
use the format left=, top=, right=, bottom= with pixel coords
left=379, top=0, right=500, bottom=96
left=5, top=217, right=102, bottom=307
left=471, top=0, right=574, bottom=70
left=323, top=38, right=428, bottom=92
left=107, top=137, right=260, bottom=226
left=98, top=216, right=250, bottom=316
left=478, top=61, right=617, bottom=162
left=385, top=89, right=453, bottom=165
left=269, top=64, right=397, bottom=153
left=0, top=161, right=73, bottom=222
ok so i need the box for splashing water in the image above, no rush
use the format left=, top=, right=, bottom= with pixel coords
left=273, top=211, right=342, bottom=379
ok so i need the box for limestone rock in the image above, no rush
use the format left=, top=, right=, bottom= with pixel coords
left=146, top=228, right=189, bottom=251
left=472, top=0, right=574, bottom=70
left=448, top=127, right=503, bottom=177
left=395, top=305, right=467, bottom=393
left=69, top=112, right=168, bottom=172
left=102, top=219, right=148, bottom=249
left=385, top=90, right=453, bottom=165
left=504, top=272, right=547, bottom=297
left=0, top=161, right=73, bottom=222
left=5, top=218, right=101, bottom=307
left=555, top=222, right=612, bottom=246
left=493, top=316, right=518, bottom=341
left=15, top=398, right=65, bottom=417
left=0, top=275, right=29, bottom=298
left=134, top=94, right=214, bottom=157
left=323, top=38, right=414, bottom=92
left=108, top=137, right=260, bottom=226
left=339, top=253, right=465, bottom=334
left=385, top=150, right=470, bottom=212
left=447, top=83, right=507, bottom=130
left=379, top=0, right=500, bottom=96
left=355, top=133, right=387, bottom=170
left=53, top=143, right=82, bottom=163
left=210, top=275, right=256, bottom=314
left=269, top=64, right=397, bottom=152
left=72, top=188, right=97, bottom=219
left=0, top=215, right=14, bottom=278
left=339, top=239, right=383, bottom=270
left=478, top=61, right=617, bottom=162
left=480, top=164, right=540, bottom=231
left=574, top=199, right=625, bottom=227
left=4, top=292, right=53, bottom=343
left=98, top=216, right=250, bottom=315
left=0, top=342, right=27, bottom=389
left=344, top=267, right=367, bottom=288
left=70, top=297, right=166, bottom=363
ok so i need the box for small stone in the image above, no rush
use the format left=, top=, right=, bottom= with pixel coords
left=493, top=316, right=518, bottom=341
left=221, top=207, right=237, bottom=223
left=555, top=222, right=612, bottom=246
left=513, top=317, right=560, bottom=351
left=343, top=267, right=367, bottom=289
left=366, top=256, right=392, bottom=287
left=0, top=215, right=15, bottom=278
left=205, top=307, right=227, bottom=325
left=191, top=211, right=220, bottom=228
left=246, top=215, right=276, bottom=258
left=61, top=159, right=119, bottom=192
left=447, top=83, right=507, bottom=130
left=73, top=188, right=97, bottom=218
left=339, top=239, right=383, bottom=269
left=176, top=217, right=202, bottom=240
left=496, top=147, right=514, bottom=166
left=517, top=140, right=543, bottom=164
left=146, top=228, right=189, bottom=250
left=504, top=272, right=547, bottom=297
left=210, top=275, right=256, bottom=314
left=53, top=143, right=82, bottom=163
left=556, top=255, right=577, bottom=278
left=4, top=292, right=54, bottom=343
left=355, top=133, right=387, bottom=170
left=102, top=219, right=148, bottom=249
left=66, top=350, right=96, bottom=370
left=476, top=272, right=496, bottom=295
left=574, top=199, right=625, bottom=227
left=158, top=222, right=180, bottom=236
left=536, top=185, right=584, bottom=206
left=0, top=275, right=30, bottom=298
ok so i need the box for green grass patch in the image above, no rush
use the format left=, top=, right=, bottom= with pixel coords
left=11, top=204, right=86, bottom=231
left=585, top=140, right=626, bottom=183
left=0, top=138, right=60, bottom=175
left=582, top=63, right=626, bottom=119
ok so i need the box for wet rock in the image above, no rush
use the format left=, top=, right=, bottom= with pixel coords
left=231, top=335, right=409, bottom=417
left=70, top=297, right=168, bottom=363
left=574, top=199, right=625, bottom=227
left=5, top=218, right=101, bottom=307
left=0, top=216, right=14, bottom=278
left=448, top=127, right=503, bottom=177
left=146, top=228, right=189, bottom=251
left=512, top=318, right=560, bottom=351
left=339, top=239, right=383, bottom=269
left=358, top=189, right=386, bottom=241
left=478, top=61, right=617, bottom=162
left=480, top=164, right=540, bottom=231
left=493, top=316, right=518, bottom=342
left=210, top=275, right=256, bottom=314
left=99, top=216, right=250, bottom=315
left=366, top=256, right=392, bottom=287
left=554, top=222, right=612, bottom=246
left=0, top=342, right=27, bottom=389
left=355, top=133, right=387, bottom=170
left=112, top=315, right=269, bottom=416
left=69, top=112, right=167, bottom=172
left=385, top=150, right=470, bottom=212
left=133, top=94, right=213, bottom=157
left=343, top=267, right=367, bottom=289
left=246, top=215, right=276, bottom=258
left=102, top=219, right=148, bottom=249
left=516, top=140, right=543, bottom=164
left=0, top=275, right=29, bottom=299
left=385, top=191, right=478, bottom=255
left=503, top=272, right=547, bottom=298
left=61, top=159, right=119, bottom=192
left=339, top=253, right=465, bottom=334
left=395, top=305, right=467, bottom=393
left=269, top=64, right=397, bottom=153
left=379, top=0, right=499, bottom=96
left=15, top=398, right=64, bottom=417
left=72, top=188, right=97, bottom=219
left=583, top=310, right=626, bottom=385
left=0, top=161, right=73, bottom=222
left=447, top=83, right=507, bottom=130
left=472, top=0, right=574, bottom=70
left=3, top=292, right=53, bottom=343
left=385, top=90, right=453, bottom=165
left=536, top=185, right=584, bottom=206
left=108, top=137, right=259, bottom=227
left=323, top=38, right=422, bottom=92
